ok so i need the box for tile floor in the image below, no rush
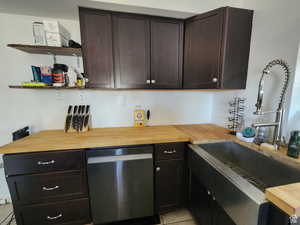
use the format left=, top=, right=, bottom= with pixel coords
left=0, top=203, right=16, bottom=225
left=160, top=209, right=197, bottom=225
left=0, top=204, right=196, bottom=225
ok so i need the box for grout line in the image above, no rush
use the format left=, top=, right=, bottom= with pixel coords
left=164, top=218, right=194, bottom=225
left=165, top=218, right=195, bottom=225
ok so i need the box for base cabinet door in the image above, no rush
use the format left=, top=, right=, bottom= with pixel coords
left=189, top=172, right=236, bottom=225
left=155, top=160, right=184, bottom=212
left=267, top=204, right=294, bottom=225
left=213, top=201, right=236, bottom=225
left=189, top=173, right=213, bottom=225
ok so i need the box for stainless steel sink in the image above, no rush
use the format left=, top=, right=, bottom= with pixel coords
left=199, top=141, right=300, bottom=191
left=188, top=141, right=300, bottom=225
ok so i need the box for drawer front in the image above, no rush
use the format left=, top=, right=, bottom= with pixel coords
left=155, top=143, right=185, bottom=161
left=7, top=171, right=88, bottom=205
left=19, top=198, right=90, bottom=225
left=4, top=150, right=84, bottom=176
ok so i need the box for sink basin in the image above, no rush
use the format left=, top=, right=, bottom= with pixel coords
left=188, top=141, right=300, bottom=225
left=199, top=141, right=300, bottom=191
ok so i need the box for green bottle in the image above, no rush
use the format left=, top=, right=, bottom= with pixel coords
left=287, top=131, right=300, bottom=158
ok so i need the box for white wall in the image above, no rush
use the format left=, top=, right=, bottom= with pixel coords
left=0, top=12, right=214, bottom=201
left=212, top=0, right=300, bottom=139
left=288, top=44, right=300, bottom=133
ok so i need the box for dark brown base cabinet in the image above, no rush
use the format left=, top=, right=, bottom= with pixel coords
left=189, top=173, right=236, bottom=225
left=154, top=143, right=187, bottom=213
left=184, top=7, right=253, bottom=89
left=3, top=150, right=91, bottom=225
left=3, top=142, right=296, bottom=225
left=79, top=7, right=253, bottom=90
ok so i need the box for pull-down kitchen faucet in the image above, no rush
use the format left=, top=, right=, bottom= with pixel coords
left=252, top=59, right=290, bottom=150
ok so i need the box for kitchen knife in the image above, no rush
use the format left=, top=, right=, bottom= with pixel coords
left=79, top=105, right=86, bottom=132
left=72, top=105, right=78, bottom=131
left=83, top=105, right=90, bottom=131
left=65, top=105, right=73, bottom=132
left=76, top=105, right=82, bottom=132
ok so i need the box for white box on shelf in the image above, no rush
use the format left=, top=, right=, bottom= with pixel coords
left=43, top=20, right=71, bottom=40
left=45, top=32, right=69, bottom=47
left=32, top=22, right=46, bottom=45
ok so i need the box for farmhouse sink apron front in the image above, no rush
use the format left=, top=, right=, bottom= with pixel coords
left=188, top=141, right=300, bottom=225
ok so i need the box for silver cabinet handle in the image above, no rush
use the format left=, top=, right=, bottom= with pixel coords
left=156, top=167, right=160, bottom=172
left=212, top=77, right=218, bottom=83
left=146, top=80, right=151, bottom=84
left=151, top=80, right=156, bottom=84
left=42, top=185, right=60, bottom=191
left=163, top=150, right=177, bottom=154
left=37, top=160, right=55, bottom=165
left=47, top=213, right=62, bottom=220
left=207, top=190, right=211, bottom=195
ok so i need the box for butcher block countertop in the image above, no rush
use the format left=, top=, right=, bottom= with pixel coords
left=1, top=123, right=300, bottom=217
left=0, top=125, right=190, bottom=154
left=266, top=183, right=300, bottom=217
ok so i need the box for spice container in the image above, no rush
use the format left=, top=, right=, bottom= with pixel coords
left=134, top=105, right=145, bottom=128
left=52, top=63, right=68, bottom=87
left=287, top=131, right=300, bottom=158
left=40, top=66, right=52, bottom=84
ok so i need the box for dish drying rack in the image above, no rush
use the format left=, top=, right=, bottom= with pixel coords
left=228, top=97, right=245, bottom=135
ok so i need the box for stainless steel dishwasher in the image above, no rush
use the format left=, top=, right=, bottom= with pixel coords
left=87, top=145, right=154, bottom=224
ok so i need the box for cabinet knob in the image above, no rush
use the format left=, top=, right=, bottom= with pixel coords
left=212, top=77, right=218, bottom=83
left=156, top=167, right=160, bottom=172
left=146, top=80, right=151, bottom=84
left=151, top=80, right=156, bottom=84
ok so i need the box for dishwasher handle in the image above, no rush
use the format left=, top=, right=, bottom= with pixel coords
left=88, top=153, right=152, bottom=164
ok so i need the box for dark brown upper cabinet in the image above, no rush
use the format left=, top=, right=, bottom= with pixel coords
left=184, top=7, right=253, bottom=89
left=150, top=19, right=183, bottom=88
left=113, top=14, right=183, bottom=89
left=79, top=8, right=114, bottom=88
left=113, top=13, right=151, bottom=88
left=79, top=7, right=252, bottom=90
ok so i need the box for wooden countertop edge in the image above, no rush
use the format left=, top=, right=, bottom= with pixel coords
left=266, top=184, right=300, bottom=216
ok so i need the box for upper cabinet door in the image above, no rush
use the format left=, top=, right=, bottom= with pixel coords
left=150, top=19, right=183, bottom=88
left=184, top=9, right=223, bottom=89
left=113, top=14, right=151, bottom=89
left=79, top=8, right=114, bottom=88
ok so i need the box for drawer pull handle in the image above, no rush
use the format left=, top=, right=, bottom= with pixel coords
left=42, top=185, right=60, bottom=191
left=163, top=150, right=176, bottom=154
left=37, top=160, right=55, bottom=165
left=47, top=213, right=62, bottom=220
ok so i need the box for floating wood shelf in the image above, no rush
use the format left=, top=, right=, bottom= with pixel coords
left=7, top=44, right=82, bottom=56
left=9, top=85, right=85, bottom=90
